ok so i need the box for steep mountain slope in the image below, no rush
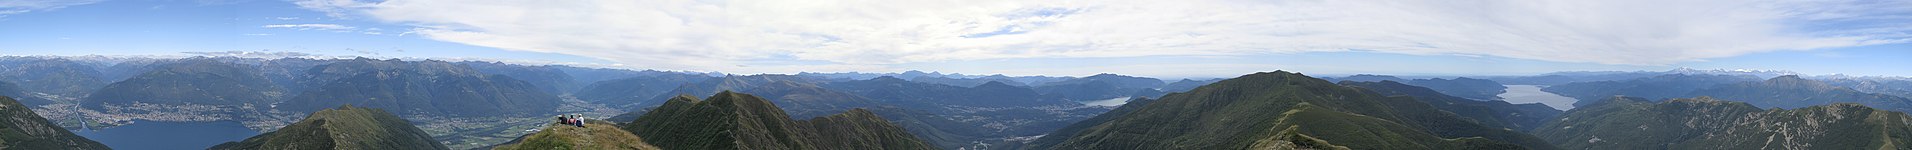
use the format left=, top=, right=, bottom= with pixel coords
left=210, top=105, right=448, bottom=150
left=1821, top=77, right=1912, bottom=99
left=1478, top=71, right=1669, bottom=85
left=1033, top=74, right=1166, bottom=101
left=83, top=59, right=286, bottom=109
left=1022, top=97, right=1158, bottom=150
left=610, top=75, right=1049, bottom=149
left=1030, top=71, right=1552, bottom=150
left=460, top=61, right=581, bottom=94
left=0, top=82, right=53, bottom=106
left=1404, top=77, right=1508, bottom=101
left=0, top=96, right=109, bottom=150
left=860, top=107, right=993, bottom=149
left=1323, top=75, right=1508, bottom=101
left=1532, top=97, right=1912, bottom=150
left=573, top=73, right=711, bottom=106
left=1541, top=74, right=1759, bottom=106
left=800, top=109, right=939, bottom=149
left=1340, top=81, right=1562, bottom=131
left=741, top=80, right=883, bottom=118
left=1161, top=78, right=1222, bottom=93
left=0, top=57, right=108, bottom=96
left=250, top=58, right=336, bottom=96
left=820, top=76, right=1103, bottom=149
left=822, top=76, right=1069, bottom=108
left=910, top=76, right=1029, bottom=87
left=622, top=92, right=934, bottom=150
left=490, top=121, right=661, bottom=150
left=1318, top=74, right=1406, bottom=82
left=1690, top=75, right=1912, bottom=112
left=630, top=74, right=822, bottom=109
left=282, top=59, right=559, bottom=116
left=556, top=67, right=652, bottom=86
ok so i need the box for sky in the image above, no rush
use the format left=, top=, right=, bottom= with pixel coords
left=0, top=0, right=1907, bottom=79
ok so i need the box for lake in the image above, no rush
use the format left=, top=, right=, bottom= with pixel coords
left=1080, top=97, right=1132, bottom=107
left=1497, top=85, right=1577, bottom=110
left=73, top=121, right=262, bottom=150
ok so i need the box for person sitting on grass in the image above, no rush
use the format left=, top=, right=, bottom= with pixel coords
left=572, top=114, right=586, bottom=127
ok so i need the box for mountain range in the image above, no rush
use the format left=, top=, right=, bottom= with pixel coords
left=1533, top=97, right=1912, bottom=149
left=573, top=73, right=712, bottom=107
left=9, top=55, right=1912, bottom=150
left=1545, top=74, right=1912, bottom=113
left=281, top=59, right=560, bottom=117
left=0, top=57, right=110, bottom=97
left=1322, top=75, right=1508, bottom=101
left=82, top=59, right=286, bottom=110
left=1693, top=75, right=1912, bottom=112
left=1541, top=74, right=1760, bottom=106
left=1819, top=77, right=1912, bottom=99
left=1033, top=73, right=1168, bottom=101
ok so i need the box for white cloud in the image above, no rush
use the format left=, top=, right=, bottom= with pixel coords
left=262, top=24, right=356, bottom=31
left=261, top=24, right=395, bottom=36
left=296, top=0, right=1912, bottom=73
left=0, top=0, right=103, bottom=17
left=292, top=0, right=374, bottom=18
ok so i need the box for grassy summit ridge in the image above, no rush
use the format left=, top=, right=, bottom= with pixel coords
left=622, top=91, right=936, bottom=150
left=211, top=105, right=447, bottom=150
left=1027, top=71, right=1553, bottom=150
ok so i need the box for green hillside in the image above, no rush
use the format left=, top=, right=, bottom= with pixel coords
left=491, top=121, right=661, bottom=150
left=0, top=96, right=109, bottom=150
left=84, top=59, right=285, bottom=109
left=210, top=105, right=448, bottom=150
left=1340, top=81, right=1562, bottom=131
left=1532, top=97, right=1912, bottom=149
left=282, top=59, right=560, bottom=117
left=1028, top=71, right=1553, bottom=150
left=622, top=91, right=936, bottom=150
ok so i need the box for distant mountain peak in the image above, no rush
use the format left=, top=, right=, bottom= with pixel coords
left=1535, top=96, right=1912, bottom=150
left=976, top=81, right=1015, bottom=88
left=871, top=76, right=907, bottom=82
left=1665, top=68, right=1800, bottom=78
left=1769, top=75, right=1806, bottom=80
left=1347, top=74, right=1395, bottom=78
left=1759, top=75, right=1839, bottom=89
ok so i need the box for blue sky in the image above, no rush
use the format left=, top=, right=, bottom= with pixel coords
left=0, top=0, right=1907, bottom=79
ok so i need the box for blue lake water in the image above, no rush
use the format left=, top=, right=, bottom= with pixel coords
left=1497, top=85, right=1578, bottom=110
left=73, top=121, right=261, bottom=150
left=1079, top=97, right=1132, bottom=107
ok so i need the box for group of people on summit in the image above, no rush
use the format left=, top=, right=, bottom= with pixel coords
left=555, top=114, right=585, bottom=127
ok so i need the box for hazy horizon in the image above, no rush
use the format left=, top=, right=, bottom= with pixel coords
left=4, top=0, right=1908, bottom=78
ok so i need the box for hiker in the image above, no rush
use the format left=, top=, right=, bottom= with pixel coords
left=572, top=114, right=586, bottom=127
left=567, top=116, right=579, bottom=126
left=556, top=115, right=568, bottom=125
